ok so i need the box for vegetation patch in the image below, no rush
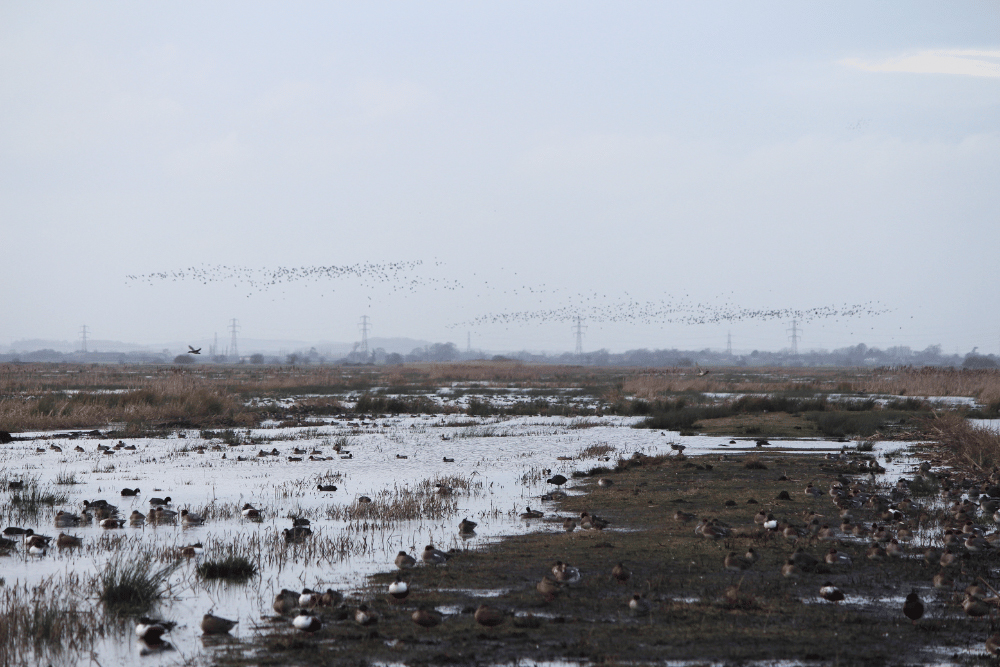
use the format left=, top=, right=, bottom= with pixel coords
left=197, top=556, right=257, bottom=581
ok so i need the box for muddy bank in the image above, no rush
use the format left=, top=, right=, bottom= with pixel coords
left=213, top=450, right=995, bottom=666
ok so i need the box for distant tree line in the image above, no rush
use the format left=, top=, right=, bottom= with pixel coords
left=2, top=342, right=995, bottom=369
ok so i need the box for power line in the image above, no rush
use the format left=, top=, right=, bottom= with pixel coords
left=79, top=325, right=89, bottom=353
left=726, top=331, right=732, bottom=355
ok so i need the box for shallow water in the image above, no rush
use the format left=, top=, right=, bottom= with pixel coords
left=0, top=409, right=920, bottom=666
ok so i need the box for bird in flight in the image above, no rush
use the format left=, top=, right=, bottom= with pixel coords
left=188, top=346, right=201, bottom=354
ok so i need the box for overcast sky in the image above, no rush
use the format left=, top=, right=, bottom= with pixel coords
left=2, top=2, right=998, bottom=355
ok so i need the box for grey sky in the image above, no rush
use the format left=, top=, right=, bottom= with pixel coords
left=2, top=2, right=998, bottom=355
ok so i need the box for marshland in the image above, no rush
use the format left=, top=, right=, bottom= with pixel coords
left=3, top=363, right=1000, bottom=666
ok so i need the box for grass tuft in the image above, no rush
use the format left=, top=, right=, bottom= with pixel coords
left=197, top=555, right=257, bottom=581
left=98, top=557, right=178, bottom=613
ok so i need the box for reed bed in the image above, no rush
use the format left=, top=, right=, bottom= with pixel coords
left=924, top=411, right=1000, bottom=470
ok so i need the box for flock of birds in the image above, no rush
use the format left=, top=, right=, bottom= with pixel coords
left=125, top=261, right=890, bottom=333
left=674, top=453, right=1000, bottom=657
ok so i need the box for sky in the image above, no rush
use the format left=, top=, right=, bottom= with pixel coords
left=1, top=2, right=998, bottom=355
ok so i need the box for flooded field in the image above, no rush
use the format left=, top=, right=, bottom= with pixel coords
left=0, top=407, right=908, bottom=666
left=4, top=364, right=1000, bottom=666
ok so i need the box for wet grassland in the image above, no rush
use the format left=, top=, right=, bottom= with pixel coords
left=217, top=448, right=1000, bottom=666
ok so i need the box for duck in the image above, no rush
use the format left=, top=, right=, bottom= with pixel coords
left=597, top=477, right=614, bottom=487
left=357, top=496, right=372, bottom=503
left=395, top=551, right=417, bottom=569
left=121, top=488, right=141, bottom=497
left=458, top=518, right=477, bottom=535
left=520, top=507, right=544, bottom=519
left=298, top=589, right=320, bottom=608
left=724, top=552, right=752, bottom=571
left=241, top=504, right=261, bottom=520
left=272, top=589, right=299, bottom=615
left=781, top=559, right=800, bottom=579
left=283, top=526, right=313, bottom=543
left=148, top=497, right=171, bottom=507
left=629, top=594, right=651, bottom=615
left=200, top=613, right=238, bottom=634
left=354, top=604, right=377, bottom=626
left=963, top=593, right=991, bottom=618
left=56, top=532, right=83, bottom=548
left=152, top=507, right=178, bottom=523
left=317, top=484, right=337, bottom=492
left=412, top=607, right=442, bottom=628
left=129, top=510, right=146, bottom=526
left=24, top=531, right=53, bottom=548
left=293, top=609, right=321, bottom=633
left=552, top=561, right=581, bottom=584
left=823, top=547, right=854, bottom=566
left=434, top=483, right=453, bottom=496
left=987, top=634, right=1000, bottom=657
left=388, top=577, right=409, bottom=601
left=100, top=518, right=124, bottom=529
left=546, top=474, right=568, bottom=486
left=612, top=562, right=632, bottom=585
left=320, top=589, right=343, bottom=607
left=932, top=570, right=954, bottom=590
left=675, top=510, right=697, bottom=524
left=180, top=509, right=205, bottom=526
left=54, top=511, right=81, bottom=528
left=421, top=544, right=450, bottom=566
left=819, top=582, right=845, bottom=603
left=474, top=604, right=505, bottom=627
left=536, top=576, right=561, bottom=601
left=442, top=457, right=455, bottom=463
left=136, top=617, right=175, bottom=642
left=563, top=518, right=577, bottom=532
left=903, top=590, right=924, bottom=624
left=178, top=542, right=204, bottom=557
